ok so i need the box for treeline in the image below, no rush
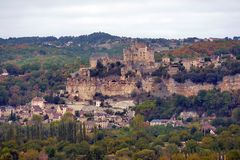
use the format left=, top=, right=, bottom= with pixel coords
left=1, top=114, right=87, bottom=144
left=135, top=89, right=239, bottom=121
left=0, top=67, right=66, bottom=106
left=173, top=60, right=240, bottom=84
left=214, top=45, right=240, bottom=58
left=0, top=32, right=120, bottom=45
left=1, top=114, right=240, bottom=160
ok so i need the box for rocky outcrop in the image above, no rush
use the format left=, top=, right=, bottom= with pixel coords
left=165, top=79, right=214, bottom=97
left=218, top=74, right=240, bottom=91
left=67, top=74, right=240, bottom=100
left=164, top=74, right=240, bottom=97
left=66, top=77, right=138, bottom=100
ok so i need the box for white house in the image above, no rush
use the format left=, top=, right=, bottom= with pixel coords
left=150, top=119, right=169, bottom=126
left=179, top=111, right=199, bottom=120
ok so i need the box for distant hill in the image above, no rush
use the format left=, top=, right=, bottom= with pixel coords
left=166, top=40, right=240, bottom=56
left=0, top=32, right=121, bottom=45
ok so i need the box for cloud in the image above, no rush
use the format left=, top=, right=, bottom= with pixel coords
left=0, top=0, right=239, bottom=38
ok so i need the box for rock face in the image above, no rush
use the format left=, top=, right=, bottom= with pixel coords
left=66, top=77, right=138, bottom=100
left=218, top=74, right=240, bottom=91
left=165, top=79, right=214, bottom=97
left=164, top=74, right=240, bottom=97
left=67, top=74, right=240, bottom=100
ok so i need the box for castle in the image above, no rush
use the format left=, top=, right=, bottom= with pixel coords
left=66, top=42, right=159, bottom=100
left=66, top=42, right=240, bottom=101
left=123, top=42, right=155, bottom=65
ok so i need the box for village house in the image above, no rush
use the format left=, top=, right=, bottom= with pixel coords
left=150, top=119, right=169, bottom=126
left=0, top=106, right=15, bottom=117
left=162, top=57, right=171, bottom=65
left=56, top=105, right=68, bottom=115
left=1, top=69, right=9, bottom=76
left=181, top=59, right=193, bottom=71
left=31, top=97, right=46, bottom=109
left=32, top=105, right=44, bottom=115
left=85, top=121, right=95, bottom=131
left=179, top=111, right=199, bottom=120
left=201, top=121, right=216, bottom=135
left=95, top=100, right=102, bottom=107
left=95, top=120, right=109, bottom=129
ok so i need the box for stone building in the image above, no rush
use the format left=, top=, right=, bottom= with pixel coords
left=89, top=54, right=110, bottom=68
left=123, top=42, right=155, bottom=65
left=31, top=97, right=46, bottom=109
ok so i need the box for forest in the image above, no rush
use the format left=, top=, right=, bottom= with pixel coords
left=0, top=113, right=240, bottom=160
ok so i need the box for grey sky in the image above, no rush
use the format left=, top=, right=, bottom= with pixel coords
left=0, top=0, right=239, bottom=38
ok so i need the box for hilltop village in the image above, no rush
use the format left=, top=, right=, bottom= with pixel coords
left=1, top=41, right=240, bottom=132
left=66, top=41, right=240, bottom=100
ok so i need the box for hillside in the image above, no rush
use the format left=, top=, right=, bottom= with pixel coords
left=166, top=40, right=240, bottom=56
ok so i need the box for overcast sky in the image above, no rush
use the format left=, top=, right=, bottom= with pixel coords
left=0, top=0, right=239, bottom=39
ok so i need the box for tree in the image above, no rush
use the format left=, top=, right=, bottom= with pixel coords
left=232, top=108, right=240, bottom=122
left=226, top=150, right=240, bottom=160
left=131, top=114, right=145, bottom=130
left=45, top=147, right=55, bottom=158
left=0, top=87, right=8, bottom=105
left=172, top=154, right=185, bottom=160
left=133, top=149, right=156, bottom=160
left=0, top=147, right=13, bottom=160
left=21, top=149, right=39, bottom=160
left=63, top=144, right=79, bottom=159
left=166, top=144, right=179, bottom=158
left=185, top=140, right=198, bottom=154
left=187, top=153, right=200, bottom=160
left=116, top=148, right=132, bottom=159
left=90, top=145, right=105, bottom=160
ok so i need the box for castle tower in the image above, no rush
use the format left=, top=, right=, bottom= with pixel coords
left=123, top=42, right=155, bottom=65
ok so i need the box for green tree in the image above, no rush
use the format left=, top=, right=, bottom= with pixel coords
left=131, top=114, right=145, bottom=130
left=133, top=149, right=156, bottom=160
left=232, top=108, right=240, bottom=122
left=226, top=150, right=240, bottom=160
left=45, top=147, right=55, bottom=158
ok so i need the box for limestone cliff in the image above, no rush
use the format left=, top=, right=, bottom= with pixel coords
left=164, top=79, right=214, bottom=97
left=218, top=74, right=240, bottom=91
left=66, top=77, right=138, bottom=100
left=164, top=74, right=240, bottom=97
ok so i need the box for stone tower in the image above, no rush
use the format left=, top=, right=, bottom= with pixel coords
left=123, top=42, right=155, bottom=65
